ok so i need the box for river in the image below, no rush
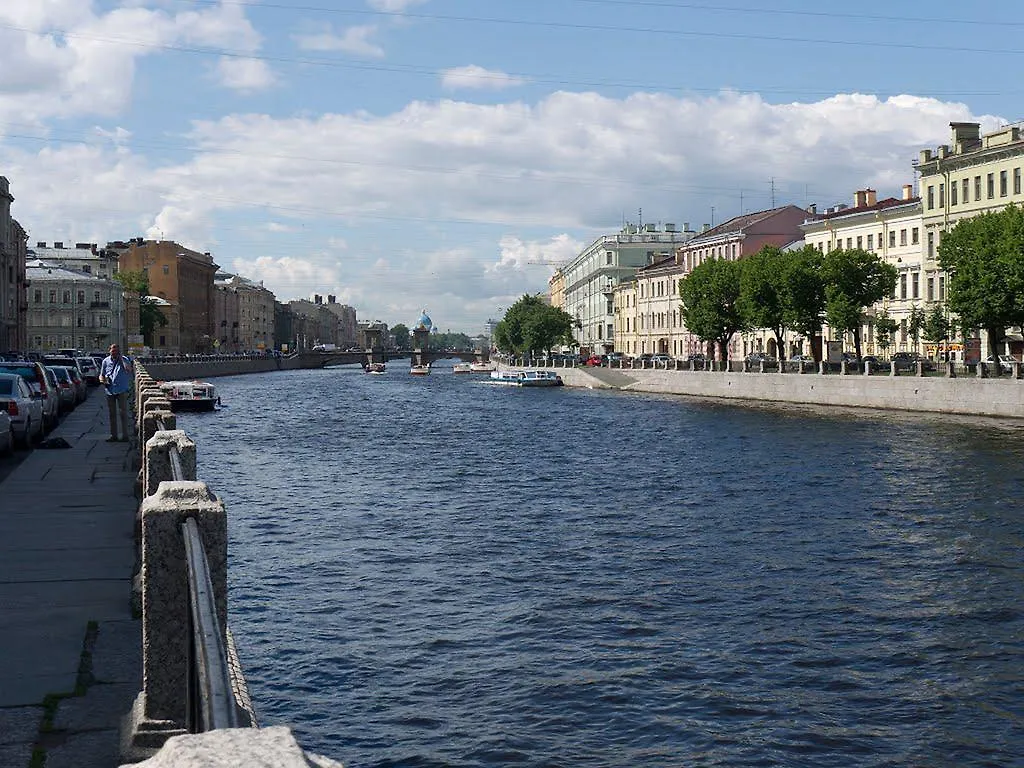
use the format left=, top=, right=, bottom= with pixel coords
left=176, top=363, right=1024, bottom=767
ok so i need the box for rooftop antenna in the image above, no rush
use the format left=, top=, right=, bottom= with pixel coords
left=771, top=177, right=776, bottom=208
left=638, top=207, right=643, bottom=229
left=711, top=206, right=716, bottom=226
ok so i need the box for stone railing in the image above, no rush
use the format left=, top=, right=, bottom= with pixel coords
left=123, top=365, right=343, bottom=767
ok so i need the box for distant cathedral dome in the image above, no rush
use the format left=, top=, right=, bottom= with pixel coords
left=415, top=310, right=433, bottom=332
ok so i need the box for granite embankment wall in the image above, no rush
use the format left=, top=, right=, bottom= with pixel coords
left=141, top=352, right=323, bottom=381
left=557, top=366, right=1024, bottom=419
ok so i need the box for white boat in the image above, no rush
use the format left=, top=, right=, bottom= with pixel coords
left=364, top=361, right=386, bottom=374
left=489, top=369, right=563, bottom=387
left=410, top=364, right=431, bottom=375
left=469, top=361, right=495, bottom=372
left=453, top=362, right=474, bottom=374
left=158, top=380, right=219, bottom=411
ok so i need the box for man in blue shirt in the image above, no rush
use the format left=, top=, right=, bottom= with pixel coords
left=98, top=343, right=134, bottom=442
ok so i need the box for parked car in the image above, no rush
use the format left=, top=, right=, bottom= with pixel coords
left=76, top=356, right=100, bottom=385
left=0, top=361, right=59, bottom=430
left=0, top=408, right=13, bottom=455
left=651, top=354, right=674, bottom=366
left=788, top=353, right=817, bottom=366
left=584, top=355, right=603, bottom=367
left=0, top=372, right=44, bottom=447
left=745, top=352, right=776, bottom=366
left=48, top=367, right=78, bottom=412
left=891, top=352, right=935, bottom=371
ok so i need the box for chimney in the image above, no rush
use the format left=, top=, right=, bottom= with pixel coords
left=36, top=241, right=45, bottom=248
left=701, top=224, right=710, bottom=233
left=950, top=122, right=981, bottom=152
left=806, top=203, right=817, bottom=215
left=328, top=295, right=336, bottom=304
left=902, top=184, right=914, bottom=200
left=865, top=189, right=877, bottom=207
left=314, top=294, right=322, bottom=304
left=854, top=191, right=867, bottom=208
left=54, top=241, right=64, bottom=249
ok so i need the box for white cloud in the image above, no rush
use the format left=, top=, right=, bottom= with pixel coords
left=441, top=65, right=526, bottom=92
left=293, top=25, right=384, bottom=58
left=367, top=0, right=428, bottom=13
left=215, top=56, right=276, bottom=91
left=229, top=255, right=341, bottom=301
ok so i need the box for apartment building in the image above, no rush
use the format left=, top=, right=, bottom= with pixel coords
left=214, top=272, right=276, bottom=352
left=562, top=223, right=694, bottom=354
left=0, top=177, right=28, bottom=352
left=111, top=239, right=218, bottom=353
left=801, top=187, right=928, bottom=357
left=547, top=269, right=566, bottom=312
left=25, top=259, right=126, bottom=352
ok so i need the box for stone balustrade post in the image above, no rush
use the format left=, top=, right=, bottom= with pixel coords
left=144, top=430, right=196, bottom=497
left=864, top=360, right=871, bottom=376
left=1014, top=361, right=1022, bottom=380
left=841, top=360, right=849, bottom=375
left=123, top=481, right=228, bottom=758
left=819, top=361, right=827, bottom=375
left=890, top=361, right=898, bottom=377
left=759, top=360, right=765, bottom=373
left=977, top=362, right=987, bottom=378
left=139, top=396, right=173, bottom=448
left=916, top=361, right=925, bottom=377
left=946, top=360, right=957, bottom=378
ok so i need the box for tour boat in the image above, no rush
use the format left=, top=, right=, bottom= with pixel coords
left=488, top=369, right=563, bottom=387
left=364, top=362, right=386, bottom=374
left=410, top=364, right=431, bottom=375
left=453, top=362, right=474, bottom=374
left=158, top=380, right=219, bottom=411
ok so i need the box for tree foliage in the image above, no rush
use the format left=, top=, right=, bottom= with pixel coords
left=874, top=310, right=898, bottom=351
left=922, top=305, right=955, bottom=349
left=493, top=294, right=574, bottom=355
left=738, top=245, right=824, bottom=361
left=939, top=205, right=1024, bottom=370
left=391, top=323, right=410, bottom=349
left=820, top=248, right=897, bottom=360
left=114, top=270, right=167, bottom=345
left=679, top=257, right=744, bottom=362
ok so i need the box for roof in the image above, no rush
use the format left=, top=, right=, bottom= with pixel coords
left=815, top=196, right=919, bottom=221
left=683, top=205, right=804, bottom=245
left=26, top=260, right=105, bottom=281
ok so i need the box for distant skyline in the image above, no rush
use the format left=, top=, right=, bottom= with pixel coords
left=1, top=1, right=1020, bottom=333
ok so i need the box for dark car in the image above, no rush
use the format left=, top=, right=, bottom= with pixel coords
left=891, top=352, right=935, bottom=371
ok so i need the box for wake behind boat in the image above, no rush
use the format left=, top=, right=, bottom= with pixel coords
left=489, top=369, right=563, bottom=387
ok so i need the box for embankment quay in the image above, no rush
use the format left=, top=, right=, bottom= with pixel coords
left=0, top=366, right=343, bottom=767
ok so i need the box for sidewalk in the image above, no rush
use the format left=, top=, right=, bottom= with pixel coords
left=0, top=388, right=141, bottom=767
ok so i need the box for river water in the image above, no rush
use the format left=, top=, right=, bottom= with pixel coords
left=177, top=363, right=1024, bottom=767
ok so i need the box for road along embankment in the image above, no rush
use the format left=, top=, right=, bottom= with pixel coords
left=557, top=366, right=1024, bottom=419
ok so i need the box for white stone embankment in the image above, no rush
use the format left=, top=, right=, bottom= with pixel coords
left=553, top=366, right=1024, bottom=419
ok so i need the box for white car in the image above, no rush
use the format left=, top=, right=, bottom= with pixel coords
left=0, top=408, right=12, bottom=455
left=0, top=372, right=44, bottom=447
left=76, top=356, right=100, bottom=385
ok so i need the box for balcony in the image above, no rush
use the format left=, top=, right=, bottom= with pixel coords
left=90, top=301, right=111, bottom=309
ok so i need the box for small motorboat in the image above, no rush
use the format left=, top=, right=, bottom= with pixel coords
left=469, top=361, right=495, bottom=373
left=364, top=361, right=386, bottom=374
left=158, top=380, right=219, bottom=411
left=410, top=364, right=431, bottom=375
left=453, top=362, right=473, bottom=374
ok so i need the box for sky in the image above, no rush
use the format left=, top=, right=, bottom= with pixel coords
left=1, top=1, right=1021, bottom=335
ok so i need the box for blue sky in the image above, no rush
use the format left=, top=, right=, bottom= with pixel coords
left=0, top=1, right=1020, bottom=333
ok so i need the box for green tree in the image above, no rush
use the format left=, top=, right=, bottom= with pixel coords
left=391, top=323, right=410, bottom=349
left=874, top=310, right=898, bottom=353
left=114, top=270, right=167, bottom=346
left=679, top=257, right=744, bottom=364
left=908, top=305, right=926, bottom=349
left=939, top=205, right=1024, bottom=373
left=738, top=245, right=824, bottom=361
left=820, top=248, right=898, bottom=360
left=922, top=304, right=956, bottom=357
left=493, top=294, right=573, bottom=356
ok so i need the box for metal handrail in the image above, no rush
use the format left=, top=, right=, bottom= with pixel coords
left=182, top=517, right=241, bottom=732
left=157, top=418, right=185, bottom=482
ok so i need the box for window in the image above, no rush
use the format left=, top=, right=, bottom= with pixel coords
left=33, top=289, right=41, bottom=304
left=927, top=185, right=935, bottom=209
left=159, top=335, right=165, bottom=346
left=606, top=252, right=613, bottom=265
left=62, top=290, right=71, bottom=304
left=606, top=323, right=613, bottom=338
left=867, top=234, right=874, bottom=250
left=81, top=264, right=91, bottom=274
left=962, top=178, right=969, bottom=203
left=939, top=275, right=945, bottom=301
left=951, top=181, right=958, bottom=206
left=1016, top=168, right=1022, bottom=196
left=77, top=290, right=85, bottom=304
left=900, top=320, right=908, bottom=343
left=912, top=227, right=919, bottom=245
left=912, top=273, right=919, bottom=299
left=94, top=291, right=100, bottom=301
left=1001, top=170, right=1008, bottom=197
left=975, top=176, right=982, bottom=200
left=927, top=277, right=935, bottom=301
left=77, top=316, right=84, bottom=328
left=927, top=231, right=935, bottom=259
left=900, top=274, right=907, bottom=300
left=987, top=173, right=995, bottom=199
left=846, top=238, right=853, bottom=249
left=900, top=229, right=907, bottom=246
left=163, top=264, right=170, bottom=274
left=889, top=231, right=896, bottom=248
left=856, top=236, right=863, bottom=249
left=938, top=183, right=945, bottom=208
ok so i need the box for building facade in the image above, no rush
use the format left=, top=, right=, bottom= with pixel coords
left=26, top=260, right=125, bottom=352
left=915, top=121, right=1024, bottom=358
left=800, top=187, right=929, bottom=358
left=111, top=239, right=218, bottom=354
left=214, top=273, right=276, bottom=352
left=562, top=223, right=694, bottom=354
left=0, top=177, right=28, bottom=352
